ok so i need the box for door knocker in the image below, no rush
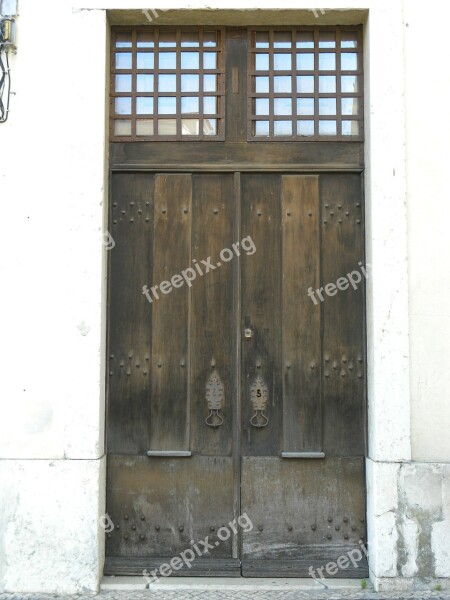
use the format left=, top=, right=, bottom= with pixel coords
left=250, top=377, right=269, bottom=428
left=205, top=371, right=224, bottom=427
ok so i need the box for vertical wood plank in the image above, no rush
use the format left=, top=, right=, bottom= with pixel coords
left=149, top=174, right=192, bottom=452
left=190, top=174, right=235, bottom=456
left=321, top=173, right=366, bottom=456
left=241, top=174, right=282, bottom=457
left=107, top=172, right=154, bottom=455
left=281, top=175, right=322, bottom=452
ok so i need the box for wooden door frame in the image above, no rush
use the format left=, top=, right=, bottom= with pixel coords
left=90, top=7, right=411, bottom=587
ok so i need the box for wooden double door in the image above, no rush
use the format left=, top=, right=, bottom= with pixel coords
left=105, top=168, right=367, bottom=577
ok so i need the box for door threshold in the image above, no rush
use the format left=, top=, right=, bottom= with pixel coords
left=101, top=576, right=372, bottom=592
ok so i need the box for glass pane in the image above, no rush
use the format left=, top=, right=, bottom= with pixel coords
left=274, top=121, right=292, bottom=136
left=159, top=32, right=176, bottom=47
left=181, top=32, right=199, bottom=47
left=158, top=52, right=176, bottom=70
left=255, top=32, right=269, bottom=48
left=181, top=75, right=199, bottom=92
left=136, top=97, right=154, bottom=115
left=137, top=52, right=154, bottom=69
left=342, top=75, right=359, bottom=93
left=114, top=119, right=131, bottom=135
left=255, top=54, right=270, bottom=71
left=137, top=74, right=154, bottom=92
left=297, top=76, right=314, bottom=93
left=255, top=77, right=269, bottom=93
left=274, top=32, right=292, bottom=48
left=158, top=119, right=177, bottom=135
left=341, top=32, right=358, bottom=49
left=342, top=120, right=360, bottom=136
left=137, top=32, right=154, bottom=48
left=297, top=120, right=315, bottom=136
left=158, top=74, right=177, bottom=92
left=319, top=32, right=336, bottom=48
left=115, top=74, right=132, bottom=92
left=204, top=119, right=217, bottom=135
left=182, top=119, right=199, bottom=135
left=181, top=52, right=200, bottom=70
left=341, top=53, right=358, bottom=70
left=181, top=97, right=199, bottom=114
left=116, top=33, right=132, bottom=48
left=204, top=32, right=217, bottom=47
left=319, top=120, right=337, bottom=135
left=319, top=75, right=336, bottom=93
left=204, top=53, right=217, bottom=69
left=158, top=97, right=176, bottom=114
left=297, top=98, right=314, bottom=116
left=274, top=98, right=292, bottom=115
left=297, top=54, right=314, bottom=70
left=204, top=75, right=217, bottom=92
left=342, top=97, right=359, bottom=116
left=274, top=54, right=292, bottom=71
left=136, top=120, right=154, bottom=136
left=203, top=97, right=217, bottom=114
left=319, top=98, right=337, bottom=115
left=255, top=121, right=270, bottom=136
left=297, top=32, right=314, bottom=48
left=319, top=53, right=336, bottom=70
left=255, top=98, right=270, bottom=115
left=115, top=97, right=131, bottom=115
left=274, top=76, right=292, bottom=93
left=116, top=53, right=132, bottom=69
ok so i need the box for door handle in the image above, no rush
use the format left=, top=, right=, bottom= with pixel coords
left=249, top=376, right=269, bottom=428
left=205, top=370, right=224, bottom=428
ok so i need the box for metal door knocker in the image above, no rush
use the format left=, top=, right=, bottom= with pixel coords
left=250, top=377, right=269, bottom=428
left=205, top=371, right=224, bottom=427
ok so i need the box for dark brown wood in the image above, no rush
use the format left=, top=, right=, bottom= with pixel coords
left=242, top=559, right=369, bottom=578
left=149, top=174, right=192, bottom=452
left=240, top=457, right=367, bottom=561
left=106, top=455, right=235, bottom=559
left=190, top=174, right=235, bottom=455
left=107, top=172, right=154, bottom=455
left=281, top=175, right=322, bottom=453
left=320, top=173, right=366, bottom=457
left=240, top=174, right=282, bottom=457
left=104, top=557, right=241, bottom=576
left=106, top=24, right=367, bottom=578
left=110, top=141, right=364, bottom=171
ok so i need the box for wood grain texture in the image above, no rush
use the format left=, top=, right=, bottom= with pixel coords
left=281, top=175, right=322, bottom=453
left=149, top=174, right=192, bottom=452
left=107, top=173, right=155, bottom=455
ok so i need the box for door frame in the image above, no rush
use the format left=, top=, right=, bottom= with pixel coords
left=70, top=5, right=411, bottom=588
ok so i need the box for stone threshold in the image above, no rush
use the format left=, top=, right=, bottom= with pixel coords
left=101, top=576, right=370, bottom=591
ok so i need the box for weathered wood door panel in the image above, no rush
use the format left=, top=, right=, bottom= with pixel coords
left=106, top=24, right=366, bottom=579
left=106, top=171, right=367, bottom=577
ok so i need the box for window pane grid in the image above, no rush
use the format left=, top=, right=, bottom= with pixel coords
left=248, top=26, right=363, bottom=141
left=111, top=27, right=225, bottom=141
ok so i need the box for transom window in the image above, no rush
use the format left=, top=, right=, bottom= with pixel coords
left=111, top=28, right=225, bottom=140
left=110, top=26, right=363, bottom=142
left=248, top=27, right=363, bottom=140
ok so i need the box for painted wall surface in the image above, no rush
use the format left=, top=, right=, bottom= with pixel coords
left=404, top=0, right=450, bottom=462
left=0, top=0, right=449, bottom=593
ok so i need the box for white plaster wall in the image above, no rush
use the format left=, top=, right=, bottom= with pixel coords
left=404, top=0, right=450, bottom=463
left=0, top=0, right=108, bottom=593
